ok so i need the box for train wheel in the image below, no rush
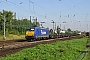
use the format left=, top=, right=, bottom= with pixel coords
left=30, top=39, right=33, bottom=41
left=46, top=37, right=49, bottom=40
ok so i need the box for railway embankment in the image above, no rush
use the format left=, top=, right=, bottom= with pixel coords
left=0, top=37, right=87, bottom=60
left=76, top=37, right=90, bottom=60
left=0, top=35, right=83, bottom=58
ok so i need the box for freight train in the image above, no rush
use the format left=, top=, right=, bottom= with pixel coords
left=25, top=26, right=79, bottom=41
left=85, top=32, right=90, bottom=37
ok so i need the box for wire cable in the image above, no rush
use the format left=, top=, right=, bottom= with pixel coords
left=1, top=0, right=52, bottom=21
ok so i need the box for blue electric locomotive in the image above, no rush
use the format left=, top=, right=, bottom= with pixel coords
left=25, top=26, right=49, bottom=40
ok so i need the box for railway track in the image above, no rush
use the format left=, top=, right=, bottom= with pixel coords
left=0, top=35, right=83, bottom=58
left=75, top=37, right=90, bottom=60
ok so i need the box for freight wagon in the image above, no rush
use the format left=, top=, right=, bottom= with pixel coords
left=86, top=32, right=90, bottom=37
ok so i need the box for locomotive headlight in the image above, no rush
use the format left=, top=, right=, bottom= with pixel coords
left=26, top=31, right=34, bottom=36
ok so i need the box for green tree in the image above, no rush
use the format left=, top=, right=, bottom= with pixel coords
left=57, top=26, right=60, bottom=34
left=67, top=28, right=72, bottom=32
left=0, top=10, right=40, bottom=35
left=0, top=10, right=13, bottom=35
left=66, top=28, right=73, bottom=34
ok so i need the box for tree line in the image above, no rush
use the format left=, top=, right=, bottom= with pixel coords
left=0, top=10, right=40, bottom=35
left=0, top=10, right=80, bottom=36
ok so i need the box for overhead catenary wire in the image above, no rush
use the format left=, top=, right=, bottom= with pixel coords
left=28, top=0, right=58, bottom=17
left=10, top=0, right=55, bottom=20
left=57, top=0, right=88, bottom=29
left=1, top=0, right=52, bottom=21
left=2, top=0, right=76, bottom=21
left=28, top=0, right=33, bottom=13
left=1, top=0, right=33, bottom=14
left=49, top=0, right=77, bottom=22
left=28, top=0, right=63, bottom=22
left=70, top=0, right=89, bottom=29
left=70, top=0, right=87, bottom=16
left=29, top=0, right=76, bottom=25
left=5, top=0, right=33, bottom=13
left=1, top=0, right=89, bottom=31
left=50, top=0, right=71, bottom=13
left=31, top=2, right=36, bottom=14
left=59, top=0, right=88, bottom=19
left=59, top=1, right=75, bottom=18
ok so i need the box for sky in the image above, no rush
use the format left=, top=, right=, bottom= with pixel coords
left=0, top=0, right=90, bottom=32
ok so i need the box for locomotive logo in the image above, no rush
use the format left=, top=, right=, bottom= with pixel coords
left=41, top=30, right=46, bottom=34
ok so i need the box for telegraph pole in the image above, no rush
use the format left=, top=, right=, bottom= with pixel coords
left=51, top=20, right=55, bottom=33
left=14, top=12, right=16, bottom=19
left=30, top=16, right=31, bottom=26
left=63, top=21, right=66, bottom=30
left=55, top=22, right=56, bottom=30
left=40, top=22, right=45, bottom=27
left=30, top=16, right=31, bottom=22
left=14, top=12, right=16, bottom=29
left=59, top=24, right=61, bottom=31
left=4, top=14, right=6, bottom=40
left=32, top=17, right=37, bottom=26
left=36, top=17, right=37, bottom=26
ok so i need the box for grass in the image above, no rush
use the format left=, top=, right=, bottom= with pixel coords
left=0, top=34, right=25, bottom=40
left=0, top=37, right=88, bottom=60
left=82, top=37, right=90, bottom=60
left=82, top=48, right=90, bottom=60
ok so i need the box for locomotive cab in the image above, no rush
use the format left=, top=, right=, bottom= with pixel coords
left=25, top=26, right=35, bottom=40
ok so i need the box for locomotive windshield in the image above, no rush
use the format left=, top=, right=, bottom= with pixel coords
left=26, top=26, right=34, bottom=31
